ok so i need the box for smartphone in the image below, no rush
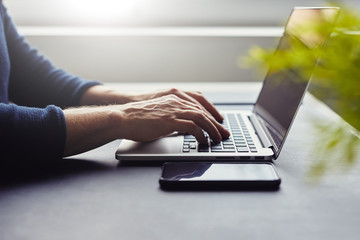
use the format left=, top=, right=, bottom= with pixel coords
left=159, top=162, right=281, bottom=191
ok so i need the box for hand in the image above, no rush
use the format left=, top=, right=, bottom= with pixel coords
left=64, top=93, right=230, bottom=156
left=130, top=88, right=224, bottom=123
left=80, top=86, right=224, bottom=123
left=116, top=94, right=230, bottom=144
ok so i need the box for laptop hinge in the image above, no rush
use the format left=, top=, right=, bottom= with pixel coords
left=248, top=115, right=272, bottom=148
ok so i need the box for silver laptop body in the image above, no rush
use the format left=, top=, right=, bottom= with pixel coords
left=116, top=7, right=339, bottom=162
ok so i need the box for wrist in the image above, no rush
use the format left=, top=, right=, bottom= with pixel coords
left=63, top=105, right=123, bottom=156
left=106, top=106, right=126, bottom=139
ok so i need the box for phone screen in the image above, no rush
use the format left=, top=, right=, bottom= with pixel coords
left=160, top=162, right=281, bottom=190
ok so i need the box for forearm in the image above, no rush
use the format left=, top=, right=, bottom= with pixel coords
left=63, top=106, right=122, bottom=157
left=79, top=85, right=135, bottom=106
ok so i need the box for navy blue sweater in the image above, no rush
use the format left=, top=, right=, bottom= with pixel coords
left=0, top=1, right=100, bottom=161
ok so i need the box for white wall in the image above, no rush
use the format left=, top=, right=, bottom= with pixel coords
left=3, top=0, right=360, bottom=83
left=5, top=0, right=359, bottom=27
left=24, top=33, right=279, bottom=83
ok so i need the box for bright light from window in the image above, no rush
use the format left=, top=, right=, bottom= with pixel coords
left=65, top=0, right=138, bottom=23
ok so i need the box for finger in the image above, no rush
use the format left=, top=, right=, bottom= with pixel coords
left=142, top=88, right=222, bottom=123
left=162, top=89, right=216, bottom=121
left=166, top=89, right=204, bottom=110
left=146, top=94, right=227, bottom=141
left=173, top=96, right=230, bottom=139
left=176, top=110, right=222, bottom=143
left=171, top=119, right=207, bottom=144
left=182, top=103, right=229, bottom=140
left=185, top=91, right=224, bottom=122
left=176, top=92, right=216, bottom=119
left=156, top=89, right=218, bottom=124
left=210, top=117, right=231, bottom=139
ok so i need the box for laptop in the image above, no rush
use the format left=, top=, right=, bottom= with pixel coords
left=116, top=7, right=339, bottom=162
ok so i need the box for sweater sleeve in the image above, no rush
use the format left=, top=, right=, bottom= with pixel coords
left=0, top=103, right=66, bottom=161
left=2, top=4, right=101, bottom=108
left=0, top=2, right=103, bottom=162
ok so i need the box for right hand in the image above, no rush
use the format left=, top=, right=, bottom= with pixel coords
left=116, top=94, right=230, bottom=144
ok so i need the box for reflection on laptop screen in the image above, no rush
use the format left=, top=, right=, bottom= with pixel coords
left=254, top=8, right=339, bottom=152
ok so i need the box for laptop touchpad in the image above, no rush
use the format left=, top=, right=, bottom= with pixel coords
left=116, top=134, right=183, bottom=154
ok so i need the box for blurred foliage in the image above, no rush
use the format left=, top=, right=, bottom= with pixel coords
left=241, top=3, right=360, bottom=179
left=307, top=122, right=360, bottom=180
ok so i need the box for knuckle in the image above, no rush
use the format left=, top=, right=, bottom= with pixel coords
left=169, top=88, right=180, bottom=94
left=192, top=91, right=203, bottom=98
left=193, top=91, right=200, bottom=96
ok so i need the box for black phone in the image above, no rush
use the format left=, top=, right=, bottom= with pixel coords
left=159, top=162, right=281, bottom=191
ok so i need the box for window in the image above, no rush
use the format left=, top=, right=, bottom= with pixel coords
left=6, top=0, right=359, bottom=27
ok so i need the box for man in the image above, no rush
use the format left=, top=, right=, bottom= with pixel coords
left=0, top=1, right=229, bottom=161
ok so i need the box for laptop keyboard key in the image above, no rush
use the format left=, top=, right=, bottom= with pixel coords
left=223, top=146, right=235, bottom=149
left=198, top=144, right=209, bottom=152
left=237, top=147, right=249, bottom=152
left=211, top=149, right=236, bottom=152
left=183, top=113, right=258, bottom=154
left=189, top=143, right=197, bottom=149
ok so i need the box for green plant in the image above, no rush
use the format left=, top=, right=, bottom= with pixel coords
left=242, top=3, right=360, bottom=179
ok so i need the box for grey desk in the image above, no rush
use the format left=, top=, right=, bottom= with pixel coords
left=1, top=83, right=360, bottom=240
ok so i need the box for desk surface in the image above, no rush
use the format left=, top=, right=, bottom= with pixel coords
left=1, top=83, right=360, bottom=240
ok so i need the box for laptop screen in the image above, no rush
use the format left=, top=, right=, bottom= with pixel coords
left=253, top=7, right=339, bottom=157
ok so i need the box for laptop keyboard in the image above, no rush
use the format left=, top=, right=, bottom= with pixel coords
left=183, top=113, right=257, bottom=153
